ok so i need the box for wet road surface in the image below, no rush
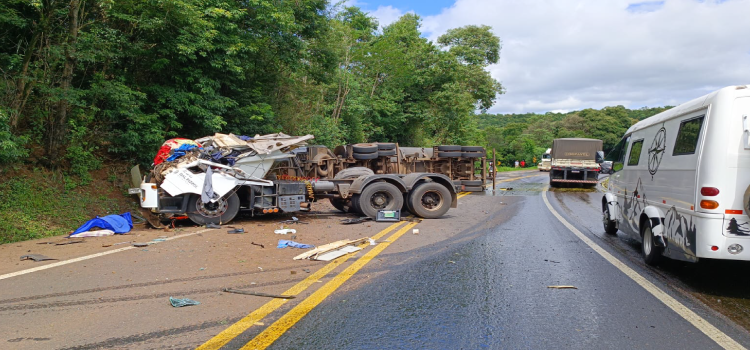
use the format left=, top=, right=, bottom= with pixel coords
left=4, top=170, right=750, bottom=349
left=257, top=172, right=750, bottom=349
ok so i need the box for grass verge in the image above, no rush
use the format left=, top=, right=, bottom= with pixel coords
left=0, top=166, right=139, bottom=244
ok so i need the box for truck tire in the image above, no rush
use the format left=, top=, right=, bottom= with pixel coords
left=437, top=145, right=462, bottom=152
left=330, top=198, right=347, bottom=212
left=352, top=143, right=378, bottom=153
left=437, top=151, right=462, bottom=158
left=187, top=192, right=240, bottom=225
left=378, top=149, right=397, bottom=156
left=408, top=182, right=451, bottom=219
left=463, top=180, right=483, bottom=186
left=353, top=152, right=379, bottom=160
left=377, top=143, right=396, bottom=150
left=357, top=182, right=403, bottom=218
left=334, top=167, right=374, bottom=179
left=331, top=198, right=358, bottom=213
left=462, top=151, right=486, bottom=158
left=350, top=194, right=362, bottom=214
left=460, top=146, right=485, bottom=152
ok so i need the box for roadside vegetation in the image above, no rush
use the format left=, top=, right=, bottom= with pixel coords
left=480, top=106, right=671, bottom=167
left=0, top=166, right=137, bottom=243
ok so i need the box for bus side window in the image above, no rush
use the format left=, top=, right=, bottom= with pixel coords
left=606, top=135, right=631, bottom=173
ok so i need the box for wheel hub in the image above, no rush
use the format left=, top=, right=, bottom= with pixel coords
left=421, top=191, right=442, bottom=210
left=371, top=192, right=389, bottom=208
left=196, top=198, right=228, bottom=217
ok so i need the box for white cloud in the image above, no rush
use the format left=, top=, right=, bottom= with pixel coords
left=370, top=5, right=408, bottom=29
left=416, top=0, right=750, bottom=114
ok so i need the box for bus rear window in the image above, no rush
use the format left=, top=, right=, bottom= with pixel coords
left=673, top=116, right=704, bottom=155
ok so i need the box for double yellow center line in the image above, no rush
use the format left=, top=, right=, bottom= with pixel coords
left=197, top=220, right=418, bottom=350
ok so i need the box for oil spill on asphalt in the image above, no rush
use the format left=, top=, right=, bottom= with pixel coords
left=492, top=183, right=546, bottom=196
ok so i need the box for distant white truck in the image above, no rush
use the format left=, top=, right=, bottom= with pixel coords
left=549, top=138, right=603, bottom=187
left=538, top=148, right=551, bottom=171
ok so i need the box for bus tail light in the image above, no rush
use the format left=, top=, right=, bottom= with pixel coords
left=700, top=187, right=720, bottom=196
left=700, top=200, right=719, bottom=209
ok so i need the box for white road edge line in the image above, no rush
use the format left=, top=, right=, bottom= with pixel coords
left=0, top=229, right=210, bottom=281
left=542, top=187, right=746, bottom=350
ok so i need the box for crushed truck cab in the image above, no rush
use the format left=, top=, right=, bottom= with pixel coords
left=131, top=133, right=458, bottom=227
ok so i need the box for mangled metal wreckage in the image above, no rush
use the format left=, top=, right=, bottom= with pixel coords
left=131, top=133, right=458, bottom=226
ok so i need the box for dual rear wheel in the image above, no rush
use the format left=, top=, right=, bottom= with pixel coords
left=332, top=181, right=452, bottom=219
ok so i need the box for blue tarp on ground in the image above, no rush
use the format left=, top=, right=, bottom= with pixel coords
left=71, top=212, right=133, bottom=235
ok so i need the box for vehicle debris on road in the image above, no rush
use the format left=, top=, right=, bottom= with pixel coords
left=69, top=230, right=115, bottom=238
left=547, top=285, right=577, bottom=289
left=274, top=228, right=296, bottom=235
left=227, top=228, right=244, bottom=234
left=222, top=288, right=296, bottom=299
left=251, top=242, right=265, bottom=248
left=340, top=217, right=372, bottom=225
left=277, top=240, right=315, bottom=249
left=293, top=238, right=369, bottom=261
left=37, top=238, right=85, bottom=245
left=169, top=297, right=201, bottom=307
left=20, top=254, right=56, bottom=262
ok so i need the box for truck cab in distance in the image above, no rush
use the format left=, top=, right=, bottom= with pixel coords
left=538, top=148, right=551, bottom=171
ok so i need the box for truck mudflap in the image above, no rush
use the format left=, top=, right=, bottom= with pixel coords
left=550, top=179, right=599, bottom=184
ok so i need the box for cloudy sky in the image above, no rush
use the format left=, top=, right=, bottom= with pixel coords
left=349, top=0, right=750, bottom=114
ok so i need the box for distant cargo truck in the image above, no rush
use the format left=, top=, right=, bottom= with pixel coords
left=549, top=138, right=603, bottom=187
left=538, top=148, right=551, bottom=171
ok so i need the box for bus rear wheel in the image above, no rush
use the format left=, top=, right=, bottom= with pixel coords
left=641, top=225, right=662, bottom=266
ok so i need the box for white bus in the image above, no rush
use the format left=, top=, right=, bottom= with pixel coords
left=602, top=85, right=750, bottom=264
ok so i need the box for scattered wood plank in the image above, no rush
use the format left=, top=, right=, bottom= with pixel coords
left=547, top=285, right=577, bottom=289
left=292, top=237, right=369, bottom=260
left=222, top=288, right=295, bottom=299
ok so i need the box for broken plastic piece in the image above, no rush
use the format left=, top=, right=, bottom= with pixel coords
left=227, top=228, right=245, bottom=234
left=277, top=240, right=314, bottom=249
left=274, top=228, right=296, bottom=235
left=169, top=297, right=200, bottom=307
left=205, top=223, right=221, bottom=229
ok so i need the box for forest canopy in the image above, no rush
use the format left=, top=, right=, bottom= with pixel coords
left=0, top=0, right=502, bottom=176
left=480, top=106, right=672, bottom=166
left=1, top=0, right=670, bottom=180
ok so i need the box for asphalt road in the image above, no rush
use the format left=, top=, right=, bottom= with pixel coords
left=3, top=170, right=750, bottom=349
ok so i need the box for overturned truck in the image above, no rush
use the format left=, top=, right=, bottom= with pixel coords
left=131, top=133, right=458, bottom=226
